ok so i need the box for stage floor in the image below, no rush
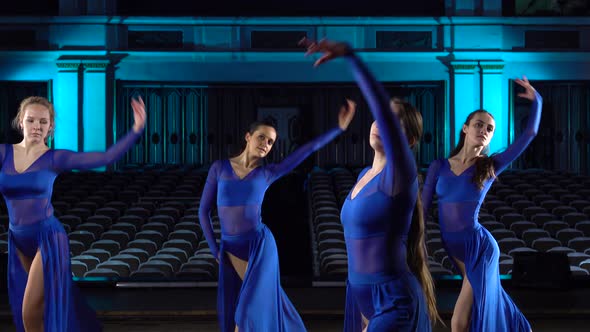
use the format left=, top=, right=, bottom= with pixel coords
left=1, top=318, right=590, bottom=331
left=1, top=284, right=590, bottom=331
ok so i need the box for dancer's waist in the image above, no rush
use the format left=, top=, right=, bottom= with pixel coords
left=9, top=216, right=59, bottom=232
left=348, top=269, right=414, bottom=285
left=221, top=222, right=265, bottom=242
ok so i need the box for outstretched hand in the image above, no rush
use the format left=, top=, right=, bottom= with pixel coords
left=515, top=76, right=537, bottom=101
left=338, top=98, right=356, bottom=130
left=131, top=96, right=147, bottom=133
left=298, top=37, right=353, bottom=67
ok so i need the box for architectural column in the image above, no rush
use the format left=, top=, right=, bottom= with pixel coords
left=82, top=60, right=111, bottom=154
left=480, top=61, right=507, bottom=154
left=54, top=60, right=83, bottom=151
left=450, top=61, right=479, bottom=149
left=82, top=59, right=116, bottom=170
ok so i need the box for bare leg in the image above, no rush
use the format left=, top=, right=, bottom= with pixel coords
left=451, top=258, right=473, bottom=332
left=226, top=252, right=249, bottom=281
left=361, top=314, right=369, bottom=332
left=16, top=249, right=33, bottom=273
left=14, top=248, right=36, bottom=331
left=22, top=249, right=44, bottom=332
left=226, top=252, right=249, bottom=332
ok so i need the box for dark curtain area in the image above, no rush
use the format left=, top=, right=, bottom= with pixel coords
left=512, top=81, right=590, bottom=175
left=116, top=84, right=208, bottom=169
left=206, top=82, right=445, bottom=170
left=0, top=81, right=50, bottom=145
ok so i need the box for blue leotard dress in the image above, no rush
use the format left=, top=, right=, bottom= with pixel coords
left=340, top=53, right=432, bottom=332
left=422, top=92, right=542, bottom=331
left=199, top=127, right=343, bottom=332
left=0, top=129, right=141, bottom=332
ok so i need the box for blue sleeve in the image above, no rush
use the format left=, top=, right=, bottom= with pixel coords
left=421, top=159, right=442, bottom=219
left=493, top=91, right=543, bottom=174
left=266, top=126, right=343, bottom=183
left=199, top=160, right=221, bottom=257
left=52, top=130, right=141, bottom=171
left=345, top=53, right=417, bottom=196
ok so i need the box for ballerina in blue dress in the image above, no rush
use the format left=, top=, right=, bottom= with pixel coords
left=199, top=103, right=356, bottom=331
left=300, top=37, right=440, bottom=332
left=422, top=77, right=541, bottom=331
left=2, top=96, right=146, bottom=332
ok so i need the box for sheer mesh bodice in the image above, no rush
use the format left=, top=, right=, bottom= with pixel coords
left=216, top=160, right=270, bottom=236
left=341, top=169, right=418, bottom=281
left=422, top=92, right=543, bottom=234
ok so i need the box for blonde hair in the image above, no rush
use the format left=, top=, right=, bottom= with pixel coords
left=12, top=96, right=55, bottom=142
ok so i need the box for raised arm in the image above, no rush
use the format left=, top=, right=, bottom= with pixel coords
left=421, top=159, right=441, bottom=221
left=345, top=52, right=417, bottom=195
left=267, top=126, right=343, bottom=182
left=493, top=78, right=542, bottom=174
left=53, top=96, right=147, bottom=171
left=52, top=130, right=141, bottom=171
left=300, top=37, right=417, bottom=195
left=267, top=96, right=355, bottom=181
left=199, top=161, right=221, bottom=258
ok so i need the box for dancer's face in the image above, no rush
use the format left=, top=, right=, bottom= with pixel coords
left=245, top=125, right=277, bottom=158
left=21, top=104, right=52, bottom=144
left=463, top=112, right=495, bottom=148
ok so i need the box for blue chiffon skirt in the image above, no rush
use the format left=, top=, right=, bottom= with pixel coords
left=8, top=216, right=102, bottom=332
left=344, top=271, right=431, bottom=332
left=443, top=223, right=531, bottom=332
left=217, top=223, right=306, bottom=332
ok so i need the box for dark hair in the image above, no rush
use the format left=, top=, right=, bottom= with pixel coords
left=393, top=98, right=440, bottom=324
left=449, top=110, right=496, bottom=190
left=248, top=119, right=276, bottom=135
left=392, top=98, right=423, bottom=149
left=409, top=196, right=442, bottom=325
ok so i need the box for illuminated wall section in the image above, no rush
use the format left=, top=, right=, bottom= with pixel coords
left=2, top=15, right=588, bottom=168
left=450, top=61, right=479, bottom=149
left=481, top=61, right=507, bottom=155
left=54, top=61, right=81, bottom=151
left=83, top=61, right=109, bottom=154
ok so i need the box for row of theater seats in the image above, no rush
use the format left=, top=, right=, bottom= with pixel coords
left=0, top=163, right=589, bottom=282
left=307, top=167, right=356, bottom=279
left=307, top=167, right=590, bottom=280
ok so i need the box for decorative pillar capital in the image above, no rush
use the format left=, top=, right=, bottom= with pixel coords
left=56, top=61, right=82, bottom=72
left=450, top=61, right=479, bottom=74
left=480, top=61, right=505, bottom=74
left=56, top=58, right=113, bottom=72
left=82, top=59, right=111, bottom=72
